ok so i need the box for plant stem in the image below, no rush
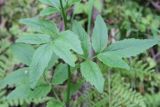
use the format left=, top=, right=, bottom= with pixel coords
left=60, top=0, right=67, bottom=29
left=66, top=66, right=71, bottom=107
left=87, top=0, right=94, bottom=35
left=108, top=69, right=111, bottom=107
left=59, top=0, right=71, bottom=106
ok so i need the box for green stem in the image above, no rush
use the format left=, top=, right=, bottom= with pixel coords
left=59, top=0, right=71, bottom=106
left=43, top=73, right=61, bottom=101
left=108, top=70, right=111, bottom=107
left=60, top=0, right=67, bottom=29
left=66, top=66, right=71, bottom=107
left=87, top=0, right=94, bottom=35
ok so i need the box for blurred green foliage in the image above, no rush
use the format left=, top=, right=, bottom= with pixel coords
left=104, top=0, right=160, bottom=39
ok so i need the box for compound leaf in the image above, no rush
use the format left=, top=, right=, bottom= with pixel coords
left=0, top=68, right=29, bottom=89
left=29, top=44, right=54, bottom=88
left=52, top=30, right=83, bottom=67
left=106, top=39, right=158, bottom=58
left=47, top=99, right=64, bottom=107
left=92, top=15, right=108, bottom=53
left=52, top=64, right=68, bottom=85
left=40, top=7, right=58, bottom=16
left=80, top=60, right=104, bottom=93
left=52, top=40, right=75, bottom=67
left=11, top=43, right=34, bottom=65
left=19, top=18, right=59, bottom=37
left=59, top=30, right=83, bottom=54
left=72, top=21, right=90, bottom=57
left=16, top=33, right=51, bottom=44
left=97, top=52, right=130, bottom=70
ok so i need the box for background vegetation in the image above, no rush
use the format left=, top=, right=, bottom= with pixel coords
left=0, top=0, right=160, bottom=107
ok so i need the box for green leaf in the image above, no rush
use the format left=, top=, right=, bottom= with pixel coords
left=0, top=68, right=29, bottom=89
left=39, top=0, right=64, bottom=11
left=28, top=84, right=51, bottom=98
left=16, top=33, right=51, bottom=44
left=67, top=0, right=80, bottom=6
left=47, top=53, right=58, bottom=69
left=50, top=0, right=60, bottom=6
left=97, top=52, right=130, bottom=70
left=72, top=21, right=90, bottom=57
left=7, top=85, right=29, bottom=99
left=11, top=43, right=35, bottom=65
left=19, top=18, right=59, bottom=37
left=39, top=0, right=52, bottom=4
left=92, top=15, right=108, bottom=53
left=29, top=44, right=54, bottom=88
left=40, top=7, right=58, bottom=16
left=80, top=60, right=104, bottom=93
left=0, top=103, right=8, bottom=107
left=106, top=39, right=158, bottom=58
left=52, top=64, right=68, bottom=85
left=47, top=99, right=64, bottom=107
left=51, top=0, right=67, bottom=8
left=52, top=30, right=83, bottom=66
left=52, top=40, right=75, bottom=67
left=59, top=30, right=83, bottom=54
left=6, top=84, right=51, bottom=101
